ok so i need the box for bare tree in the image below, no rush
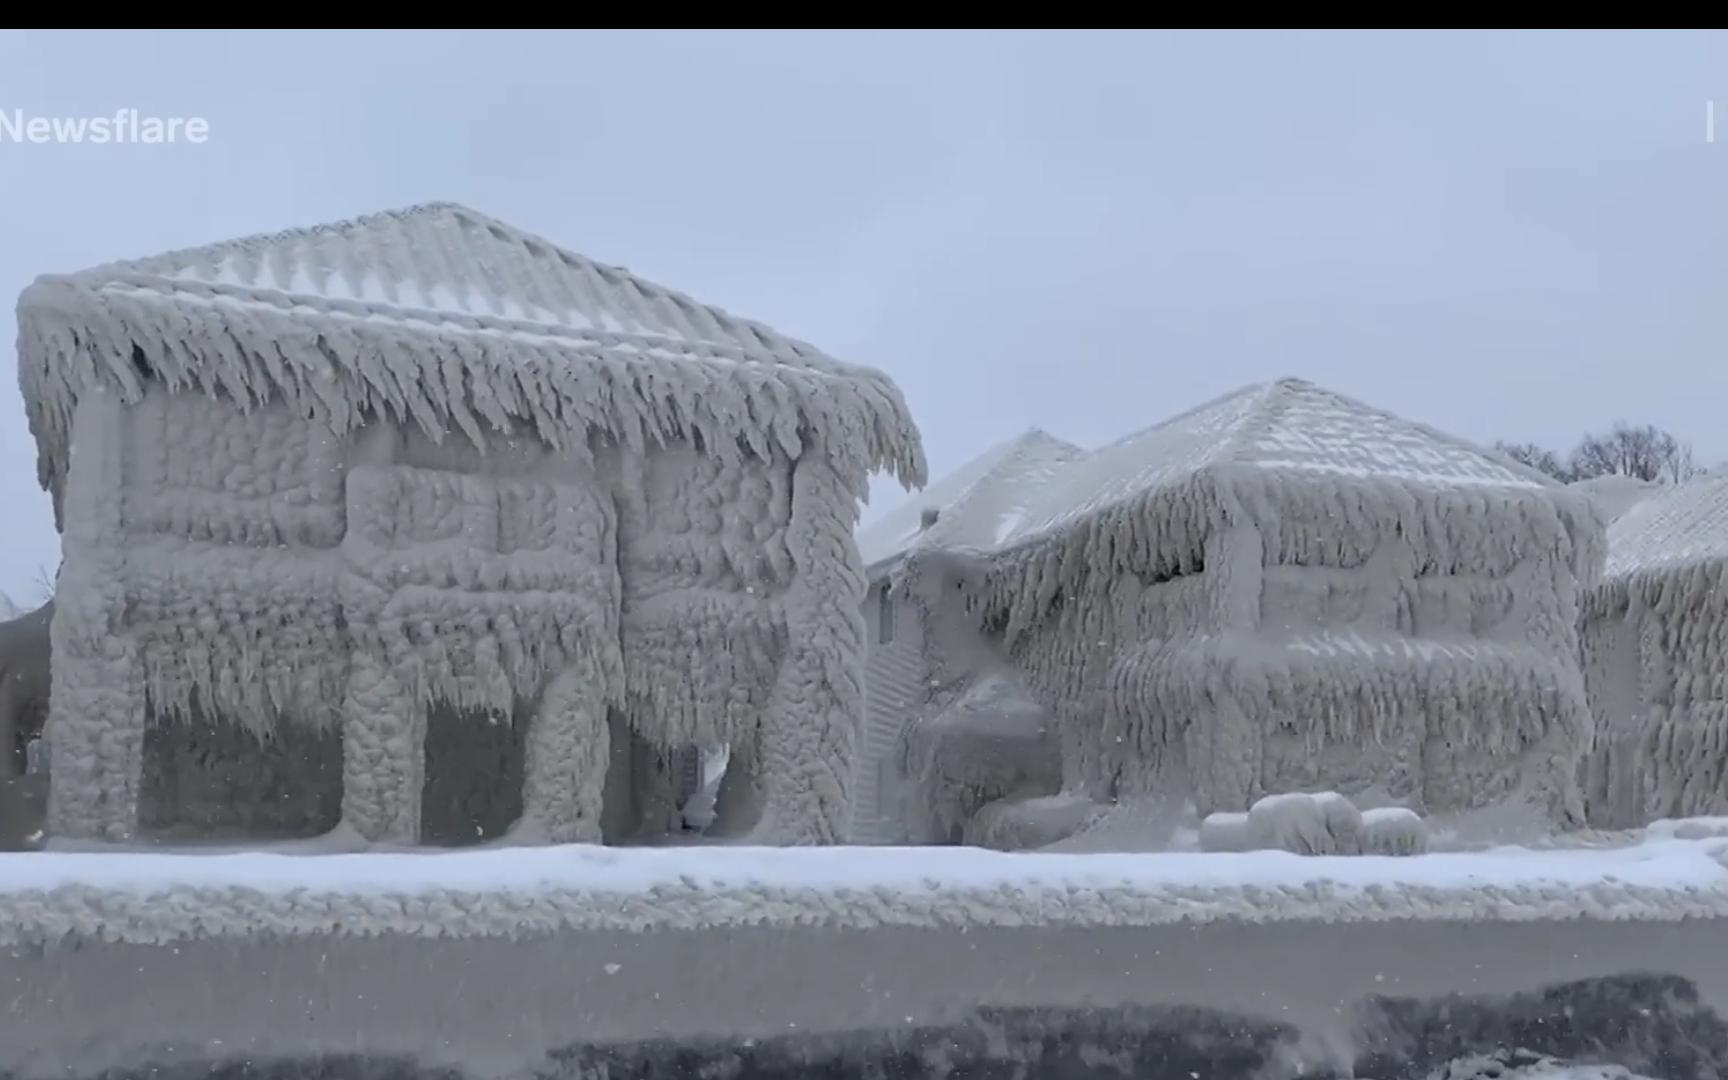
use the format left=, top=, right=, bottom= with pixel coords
left=1568, top=423, right=1698, bottom=485
left=29, top=564, right=55, bottom=606
left=1494, top=441, right=1575, bottom=483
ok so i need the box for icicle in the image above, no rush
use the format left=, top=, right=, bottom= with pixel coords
left=264, top=232, right=300, bottom=295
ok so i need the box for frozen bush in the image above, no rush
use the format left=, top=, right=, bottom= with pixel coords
left=1247, top=791, right=1364, bottom=856
left=1360, top=806, right=1428, bottom=855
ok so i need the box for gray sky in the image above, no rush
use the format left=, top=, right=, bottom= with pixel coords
left=3, top=29, right=1727, bottom=603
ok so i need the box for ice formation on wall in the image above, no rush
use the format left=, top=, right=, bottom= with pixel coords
left=898, top=379, right=1604, bottom=829
left=854, top=432, right=1083, bottom=844
left=14, top=202, right=925, bottom=847
left=862, top=538, right=1076, bottom=847
left=1582, top=474, right=1728, bottom=828
left=896, top=670, right=1061, bottom=844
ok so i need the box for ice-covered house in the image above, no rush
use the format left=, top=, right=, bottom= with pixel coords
left=14, top=201, right=924, bottom=848
left=1581, top=473, right=1728, bottom=827
left=946, top=378, right=1605, bottom=826
left=852, top=429, right=1083, bottom=843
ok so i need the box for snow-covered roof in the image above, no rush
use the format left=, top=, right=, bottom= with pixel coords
left=1603, top=473, right=1728, bottom=580
left=56, top=202, right=823, bottom=352
left=999, top=377, right=1560, bottom=549
left=856, top=429, right=1084, bottom=569
left=16, top=202, right=925, bottom=518
left=1570, top=474, right=1661, bottom=525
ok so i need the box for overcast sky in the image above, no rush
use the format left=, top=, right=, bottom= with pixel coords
left=2, top=29, right=1727, bottom=603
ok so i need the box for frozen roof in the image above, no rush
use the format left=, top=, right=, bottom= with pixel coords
left=1570, top=474, right=1662, bottom=525
left=856, top=429, right=1085, bottom=569
left=16, top=202, right=924, bottom=517
left=999, top=377, right=1559, bottom=548
left=1603, top=473, right=1728, bottom=580
left=51, top=202, right=824, bottom=354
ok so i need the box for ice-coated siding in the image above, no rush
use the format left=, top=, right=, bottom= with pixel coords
left=1582, top=475, right=1728, bottom=827
left=42, top=383, right=879, bottom=849
left=854, top=575, right=927, bottom=843
left=978, top=485, right=1596, bottom=822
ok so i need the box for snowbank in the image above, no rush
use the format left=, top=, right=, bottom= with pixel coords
left=1199, top=812, right=1253, bottom=853
left=2, top=830, right=1727, bottom=947
left=1647, top=816, right=1728, bottom=841
left=962, top=793, right=1097, bottom=851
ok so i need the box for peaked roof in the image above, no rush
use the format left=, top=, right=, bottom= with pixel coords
left=1570, top=474, right=1662, bottom=525
left=56, top=202, right=823, bottom=353
left=16, top=202, right=924, bottom=518
left=856, top=428, right=1084, bottom=569
left=999, top=377, right=1561, bottom=549
left=1603, top=473, right=1728, bottom=580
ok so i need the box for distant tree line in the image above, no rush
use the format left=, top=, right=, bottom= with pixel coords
left=1494, top=422, right=1698, bottom=486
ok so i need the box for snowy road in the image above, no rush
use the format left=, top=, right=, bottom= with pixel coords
left=3, top=914, right=1725, bottom=1078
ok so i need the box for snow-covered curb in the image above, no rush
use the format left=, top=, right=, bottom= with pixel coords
left=4, top=836, right=1728, bottom=946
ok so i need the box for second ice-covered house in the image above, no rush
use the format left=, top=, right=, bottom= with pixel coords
left=852, top=429, right=1083, bottom=843
left=912, top=378, right=1605, bottom=830
left=1581, top=473, right=1728, bottom=827
left=15, top=201, right=924, bottom=848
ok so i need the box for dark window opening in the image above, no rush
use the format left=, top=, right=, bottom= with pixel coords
left=422, top=701, right=525, bottom=846
left=139, top=705, right=343, bottom=843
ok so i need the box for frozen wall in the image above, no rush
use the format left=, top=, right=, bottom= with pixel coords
left=610, top=435, right=867, bottom=844
left=870, top=550, right=1063, bottom=845
left=897, top=670, right=1060, bottom=845
left=46, top=385, right=352, bottom=842
left=1582, top=569, right=1728, bottom=828
left=962, top=469, right=1601, bottom=823
left=42, top=379, right=876, bottom=847
left=338, top=418, right=624, bottom=845
left=1580, top=477, right=1728, bottom=829
left=854, top=573, right=929, bottom=843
